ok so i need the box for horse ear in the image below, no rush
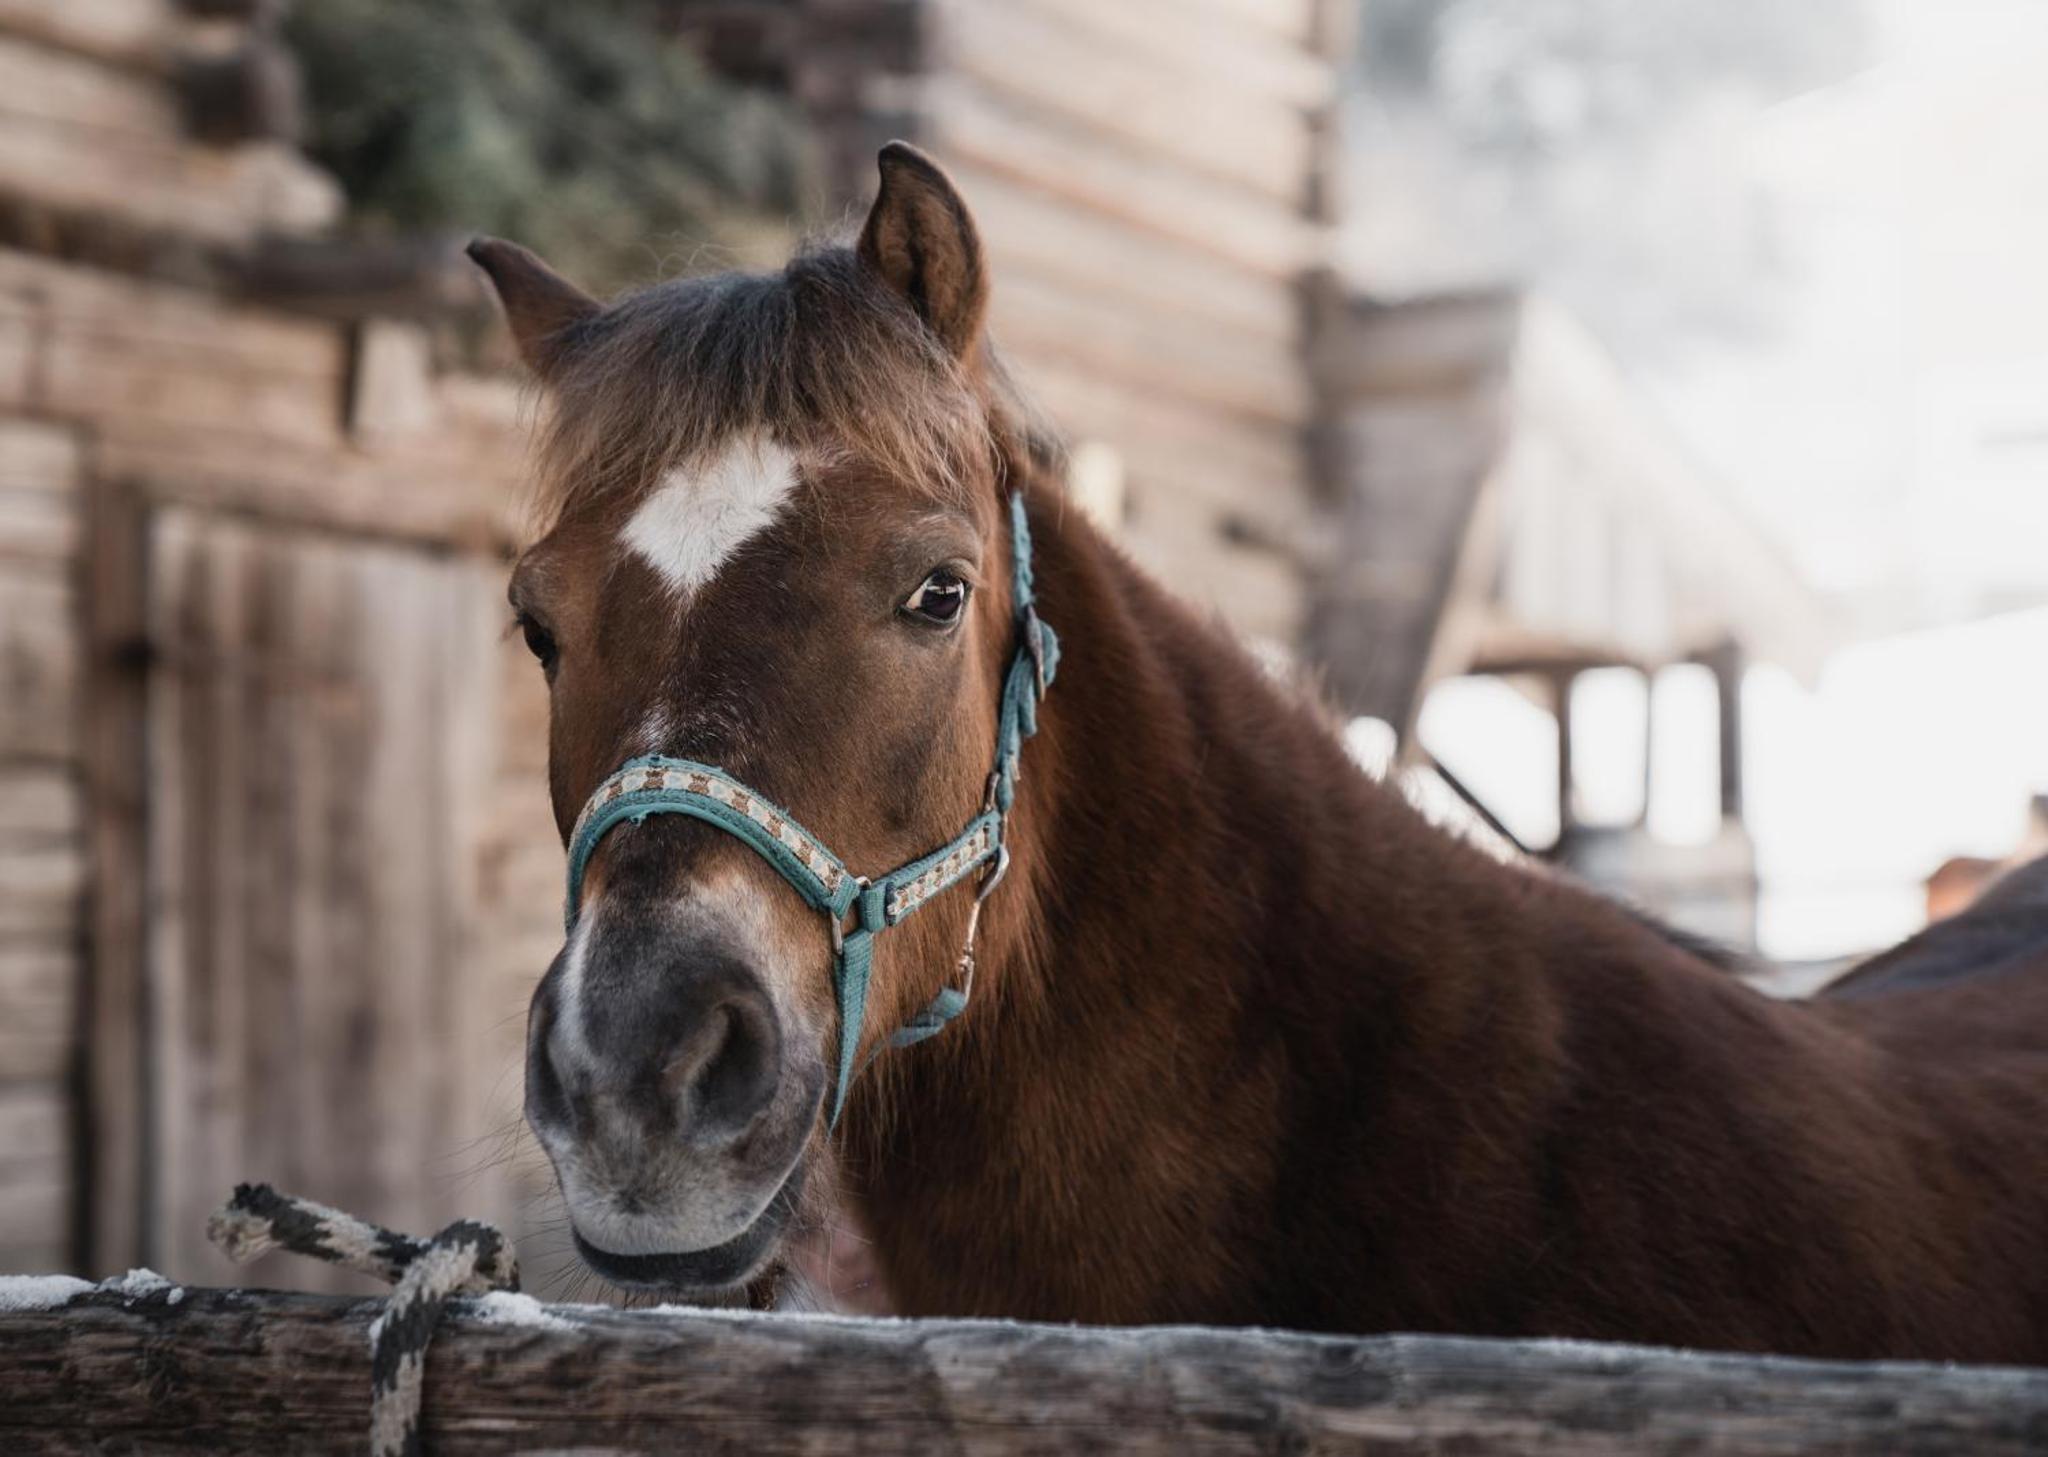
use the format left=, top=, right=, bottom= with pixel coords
left=466, top=237, right=601, bottom=377
left=857, top=142, right=989, bottom=359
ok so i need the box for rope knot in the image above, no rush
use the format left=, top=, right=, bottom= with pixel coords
left=208, top=1184, right=519, bottom=1457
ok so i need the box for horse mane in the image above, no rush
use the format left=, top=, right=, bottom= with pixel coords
left=982, top=347, right=1067, bottom=485
left=532, top=241, right=995, bottom=526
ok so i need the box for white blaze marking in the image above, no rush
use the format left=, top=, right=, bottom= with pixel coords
left=621, top=437, right=797, bottom=599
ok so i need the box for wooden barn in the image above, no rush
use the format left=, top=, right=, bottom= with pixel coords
left=1306, top=287, right=1834, bottom=943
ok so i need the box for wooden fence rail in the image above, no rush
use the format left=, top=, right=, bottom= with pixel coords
left=3, top=1281, right=2047, bottom=1454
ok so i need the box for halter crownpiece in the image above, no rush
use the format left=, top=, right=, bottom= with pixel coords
left=563, top=490, right=1058, bottom=1126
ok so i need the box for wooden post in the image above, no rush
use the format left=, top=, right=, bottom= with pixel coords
left=1699, top=638, right=1746, bottom=824
left=1640, top=663, right=1656, bottom=831
left=1553, top=666, right=1577, bottom=837
left=80, top=481, right=151, bottom=1276
left=4, top=1284, right=2047, bottom=1454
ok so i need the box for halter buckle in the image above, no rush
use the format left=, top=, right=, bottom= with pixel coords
left=830, top=875, right=871, bottom=957
left=950, top=843, right=1009, bottom=1004
left=955, top=908, right=982, bottom=1001
left=976, top=841, right=1011, bottom=903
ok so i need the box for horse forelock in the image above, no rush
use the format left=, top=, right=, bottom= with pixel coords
left=529, top=242, right=996, bottom=534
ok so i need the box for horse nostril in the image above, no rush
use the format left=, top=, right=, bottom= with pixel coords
left=662, top=986, right=781, bottom=1137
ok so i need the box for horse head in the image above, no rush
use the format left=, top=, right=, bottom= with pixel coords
left=476, top=145, right=1040, bottom=1296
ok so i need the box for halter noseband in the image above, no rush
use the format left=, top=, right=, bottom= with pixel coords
left=562, top=490, right=1057, bottom=1126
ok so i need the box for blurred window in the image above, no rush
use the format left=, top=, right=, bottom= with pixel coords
left=1418, top=675, right=1561, bottom=850
left=1569, top=667, right=1647, bottom=829
left=1648, top=663, right=1722, bottom=845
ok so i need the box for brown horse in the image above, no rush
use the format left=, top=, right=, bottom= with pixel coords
left=473, top=143, right=2048, bottom=1362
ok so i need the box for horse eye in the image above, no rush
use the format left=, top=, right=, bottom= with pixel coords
left=518, top=615, right=559, bottom=674
left=902, top=570, right=969, bottom=626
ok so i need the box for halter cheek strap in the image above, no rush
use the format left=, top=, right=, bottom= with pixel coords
left=562, top=491, right=1058, bottom=1126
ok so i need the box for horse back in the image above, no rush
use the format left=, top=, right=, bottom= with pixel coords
left=1825, top=852, right=2048, bottom=1001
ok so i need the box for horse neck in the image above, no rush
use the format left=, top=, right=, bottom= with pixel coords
left=845, top=481, right=1705, bottom=1323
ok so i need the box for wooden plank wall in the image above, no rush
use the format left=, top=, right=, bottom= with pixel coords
left=139, top=512, right=538, bottom=1291
left=1303, top=288, right=1524, bottom=739
left=0, top=0, right=338, bottom=243
left=0, top=415, right=84, bottom=1275
left=922, top=0, right=1342, bottom=645
left=0, top=245, right=566, bottom=1282
left=0, top=237, right=571, bottom=1281
left=0, top=0, right=570, bottom=1281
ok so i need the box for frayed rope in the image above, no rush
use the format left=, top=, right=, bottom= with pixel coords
left=207, top=1183, right=519, bottom=1457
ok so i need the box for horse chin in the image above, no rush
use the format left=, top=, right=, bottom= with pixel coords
left=571, top=1162, right=807, bottom=1298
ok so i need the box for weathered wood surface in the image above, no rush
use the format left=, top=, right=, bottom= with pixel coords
left=1185, top=0, right=1321, bottom=46
left=956, top=160, right=1299, bottom=343
left=0, top=30, right=337, bottom=245
left=1304, top=290, right=1521, bottom=731
left=994, top=269, right=1308, bottom=427
left=932, top=0, right=1315, bottom=204
left=0, top=938, right=72, bottom=1082
left=0, top=759, right=80, bottom=1115
left=1001, top=0, right=1334, bottom=109
left=80, top=480, right=148, bottom=1275
left=139, top=514, right=524, bottom=1292
left=3, top=1285, right=2048, bottom=1454
left=0, top=248, right=529, bottom=551
left=924, top=78, right=1324, bottom=280
left=0, top=1089, right=67, bottom=1272
left=0, top=417, right=82, bottom=565
left=0, top=569, right=77, bottom=764
left=232, top=233, right=494, bottom=322
left=0, top=234, right=537, bottom=1283
left=0, top=0, right=174, bottom=73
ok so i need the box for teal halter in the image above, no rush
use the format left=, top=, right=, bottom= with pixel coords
left=562, top=491, right=1057, bottom=1126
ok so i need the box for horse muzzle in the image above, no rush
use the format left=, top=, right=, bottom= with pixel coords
left=524, top=903, right=825, bottom=1290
